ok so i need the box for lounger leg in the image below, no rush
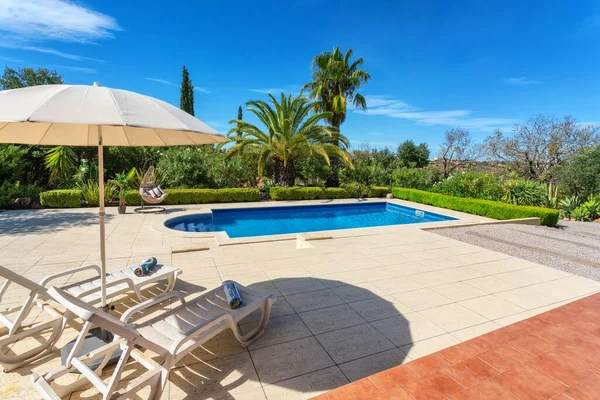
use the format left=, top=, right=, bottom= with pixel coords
left=233, top=298, right=273, bottom=347
left=165, top=272, right=178, bottom=293
left=0, top=317, right=63, bottom=372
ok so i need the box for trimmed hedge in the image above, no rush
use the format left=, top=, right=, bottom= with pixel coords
left=269, top=187, right=351, bottom=200
left=392, top=188, right=560, bottom=226
left=124, top=188, right=260, bottom=206
left=369, top=186, right=390, bottom=198
left=39, top=190, right=82, bottom=208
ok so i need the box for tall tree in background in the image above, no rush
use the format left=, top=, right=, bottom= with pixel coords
left=0, top=67, right=66, bottom=186
left=224, top=93, right=353, bottom=186
left=486, top=115, right=599, bottom=181
left=236, top=106, right=243, bottom=137
left=180, top=66, right=195, bottom=116
left=303, top=47, right=370, bottom=186
left=0, top=66, right=62, bottom=89
left=397, top=140, right=430, bottom=168
left=438, top=128, right=481, bottom=178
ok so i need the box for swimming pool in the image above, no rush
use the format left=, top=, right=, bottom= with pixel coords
left=164, top=202, right=457, bottom=238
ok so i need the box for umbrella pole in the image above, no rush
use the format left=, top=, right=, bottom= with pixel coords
left=98, top=126, right=107, bottom=311
left=61, top=125, right=123, bottom=366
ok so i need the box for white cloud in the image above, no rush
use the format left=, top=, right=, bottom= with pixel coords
left=145, top=78, right=211, bottom=94
left=52, top=65, right=96, bottom=74
left=18, top=46, right=106, bottom=62
left=0, top=0, right=121, bottom=44
left=249, top=85, right=302, bottom=96
left=505, top=77, right=539, bottom=85
left=144, top=77, right=177, bottom=86
left=249, top=88, right=288, bottom=94
left=355, top=95, right=515, bottom=130
left=0, top=55, right=24, bottom=63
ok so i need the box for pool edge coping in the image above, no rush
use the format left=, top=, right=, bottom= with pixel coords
left=151, top=198, right=492, bottom=246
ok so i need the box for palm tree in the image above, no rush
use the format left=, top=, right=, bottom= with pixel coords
left=303, top=47, right=370, bottom=186
left=224, top=93, right=352, bottom=186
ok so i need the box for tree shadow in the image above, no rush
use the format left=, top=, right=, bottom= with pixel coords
left=0, top=209, right=115, bottom=235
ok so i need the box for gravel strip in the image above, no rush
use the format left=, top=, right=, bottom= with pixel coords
left=433, top=221, right=600, bottom=281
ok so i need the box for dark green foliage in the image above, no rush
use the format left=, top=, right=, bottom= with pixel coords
left=180, top=66, right=195, bottom=116
left=501, top=180, right=547, bottom=207
left=0, top=145, right=29, bottom=184
left=341, top=182, right=369, bottom=198
left=157, top=147, right=257, bottom=188
left=269, top=187, right=351, bottom=200
left=430, top=171, right=504, bottom=200
left=554, top=145, right=600, bottom=198
left=0, top=66, right=63, bottom=89
left=397, top=140, right=430, bottom=168
left=39, top=190, right=82, bottom=208
left=559, top=195, right=581, bottom=219
left=392, top=188, right=559, bottom=227
left=124, top=188, right=259, bottom=206
left=368, top=186, right=390, bottom=197
left=0, top=183, right=41, bottom=209
left=391, top=167, right=440, bottom=190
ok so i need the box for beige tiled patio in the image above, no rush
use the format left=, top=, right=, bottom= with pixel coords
left=1, top=200, right=599, bottom=400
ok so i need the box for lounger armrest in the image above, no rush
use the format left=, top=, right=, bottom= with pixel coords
left=170, top=314, right=233, bottom=355
left=40, top=264, right=102, bottom=288
left=120, top=291, right=186, bottom=323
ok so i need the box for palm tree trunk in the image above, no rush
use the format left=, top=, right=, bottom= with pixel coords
left=273, top=159, right=283, bottom=185
left=325, top=120, right=342, bottom=187
left=282, top=160, right=295, bottom=187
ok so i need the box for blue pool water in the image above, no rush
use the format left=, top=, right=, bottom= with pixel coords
left=165, top=202, right=457, bottom=238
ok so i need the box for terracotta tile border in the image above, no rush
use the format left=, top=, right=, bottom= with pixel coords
left=313, top=292, right=600, bottom=399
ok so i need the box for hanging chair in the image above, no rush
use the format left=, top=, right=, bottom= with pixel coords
left=134, top=166, right=168, bottom=213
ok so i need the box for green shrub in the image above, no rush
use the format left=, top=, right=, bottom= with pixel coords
left=392, top=188, right=560, bottom=226
left=581, top=195, right=600, bottom=220
left=341, top=182, right=369, bottom=198
left=559, top=195, right=581, bottom=220
left=0, top=183, right=41, bottom=209
left=81, top=180, right=119, bottom=207
left=430, top=171, right=503, bottom=200
left=40, top=190, right=82, bottom=208
left=391, top=167, right=439, bottom=190
left=369, top=186, right=390, bottom=197
left=269, top=186, right=352, bottom=200
left=124, top=188, right=260, bottom=206
left=571, top=206, right=590, bottom=221
left=501, top=180, right=547, bottom=207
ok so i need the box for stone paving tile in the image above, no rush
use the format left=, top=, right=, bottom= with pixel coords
left=316, top=323, right=395, bottom=364
left=317, top=292, right=600, bottom=400
left=4, top=206, right=600, bottom=400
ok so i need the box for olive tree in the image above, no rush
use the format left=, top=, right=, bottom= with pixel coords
left=485, top=115, right=599, bottom=181
left=438, top=128, right=481, bottom=178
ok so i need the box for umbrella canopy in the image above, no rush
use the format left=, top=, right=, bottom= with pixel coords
left=0, top=83, right=227, bottom=146
left=0, top=83, right=228, bottom=309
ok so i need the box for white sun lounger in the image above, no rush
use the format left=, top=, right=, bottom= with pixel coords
left=32, top=281, right=274, bottom=400
left=0, top=263, right=181, bottom=371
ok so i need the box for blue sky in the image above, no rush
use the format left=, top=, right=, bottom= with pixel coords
left=0, top=0, right=598, bottom=151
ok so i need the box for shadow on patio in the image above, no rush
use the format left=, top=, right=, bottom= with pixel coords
left=0, top=277, right=412, bottom=400
left=0, top=209, right=116, bottom=235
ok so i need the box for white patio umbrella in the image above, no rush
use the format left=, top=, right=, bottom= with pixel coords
left=0, top=83, right=228, bottom=310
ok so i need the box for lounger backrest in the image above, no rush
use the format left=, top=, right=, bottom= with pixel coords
left=47, top=287, right=140, bottom=343
left=0, top=264, right=46, bottom=295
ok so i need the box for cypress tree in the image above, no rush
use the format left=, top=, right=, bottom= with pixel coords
left=236, top=106, right=243, bottom=137
left=180, top=66, right=195, bottom=116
